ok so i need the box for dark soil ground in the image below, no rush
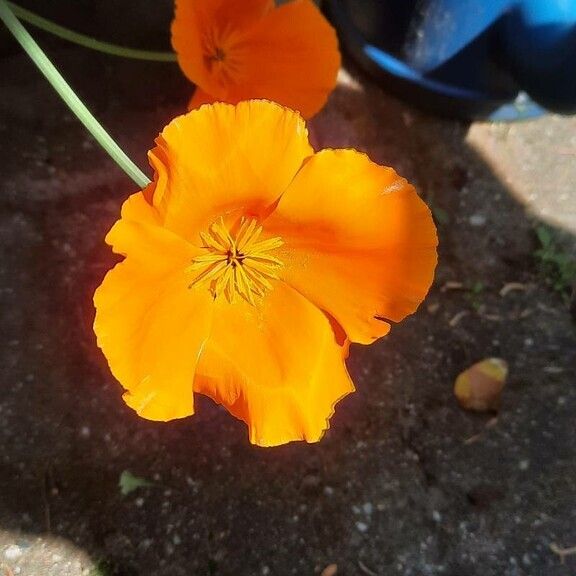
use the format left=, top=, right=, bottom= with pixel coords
left=1, top=8, right=575, bottom=576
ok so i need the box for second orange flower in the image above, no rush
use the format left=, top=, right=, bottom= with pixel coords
left=171, top=0, right=341, bottom=118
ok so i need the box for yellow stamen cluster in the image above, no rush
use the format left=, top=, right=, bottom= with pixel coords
left=188, top=217, right=283, bottom=304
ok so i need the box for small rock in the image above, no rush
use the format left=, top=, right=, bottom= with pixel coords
left=469, top=214, right=487, bottom=227
left=140, top=538, right=153, bottom=550
left=4, top=544, right=23, bottom=560
left=355, top=521, right=369, bottom=533
left=427, top=302, right=440, bottom=315
left=301, top=473, right=322, bottom=494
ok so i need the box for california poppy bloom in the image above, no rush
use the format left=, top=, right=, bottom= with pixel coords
left=171, top=0, right=340, bottom=118
left=93, top=100, right=437, bottom=447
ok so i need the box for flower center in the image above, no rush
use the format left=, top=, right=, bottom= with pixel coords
left=205, top=46, right=226, bottom=70
left=188, top=217, right=283, bottom=304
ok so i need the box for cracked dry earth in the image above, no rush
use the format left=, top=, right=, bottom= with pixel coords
left=1, top=39, right=576, bottom=576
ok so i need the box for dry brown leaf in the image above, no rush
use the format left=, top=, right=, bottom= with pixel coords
left=441, top=281, right=465, bottom=292
left=358, top=560, right=379, bottom=576
left=455, top=358, right=508, bottom=412
left=449, top=310, right=469, bottom=327
left=550, top=543, right=576, bottom=564
left=499, top=282, right=528, bottom=297
left=321, top=564, right=338, bottom=576
left=464, top=417, right=499, bottom=444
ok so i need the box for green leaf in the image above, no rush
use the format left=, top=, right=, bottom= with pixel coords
left=536, top=225, right=552, bottom=248
left=119, top=470, right=152, bottom=496
left=471, top=281, right=484, bottom=294
left=431, top=205, right=450, bottom=225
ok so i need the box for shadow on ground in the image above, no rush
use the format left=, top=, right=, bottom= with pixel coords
left=0, top=20, right=575, bottom=576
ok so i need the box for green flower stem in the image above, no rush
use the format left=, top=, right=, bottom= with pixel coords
left=0, top=0, right=150, bottom=188
left=7, top=2, right=177, bottom=62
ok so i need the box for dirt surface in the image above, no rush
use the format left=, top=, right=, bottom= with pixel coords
left=1, top=27, right=576, bottom=576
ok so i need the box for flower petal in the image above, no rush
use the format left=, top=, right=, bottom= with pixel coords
left=193, top=282, right=354, bottom=446
left=105, top=193, right=201, bottom=269
left=265, top=149, right=438, bottom=345
left=230, top=0, right=341, bottom=118
left=94, top=219, right=212, bottom=421
left=172, top=0, right=274, bottom=98
left=147, top=101, right=313, bottom=243
left=118, top=190, right=160, bottom=226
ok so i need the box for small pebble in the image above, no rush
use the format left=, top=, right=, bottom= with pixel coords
left=519, top=460, right=530, bottom=471
left=427, top=302, right=440, bottom=314
left=355, top=521, right=369, bottom=533
left=469, top=214, right=487, bottom=227
left=140, top=538, right=153, bottom=550
left=4, top=544, right=23, bottom=560
left=301, top=473, right=321, bottom=492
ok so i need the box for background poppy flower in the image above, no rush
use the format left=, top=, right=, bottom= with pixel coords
left=93, top=100, right=438, bottom=447
left=171, top=0, right=341, bottom=118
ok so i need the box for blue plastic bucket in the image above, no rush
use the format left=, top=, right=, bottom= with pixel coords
left=325, top=0, right=576, bottom=120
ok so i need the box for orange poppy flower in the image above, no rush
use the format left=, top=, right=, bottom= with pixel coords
left=93, top=100, right=437, bottom=447
left=171, top=0, right=340, bottom=118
